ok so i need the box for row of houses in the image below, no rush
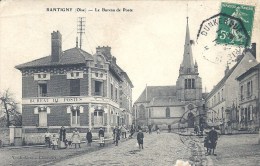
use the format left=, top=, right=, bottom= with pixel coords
left=15, top=31, right=133, bottom=144
left=206, top=44, right=259, bottom=132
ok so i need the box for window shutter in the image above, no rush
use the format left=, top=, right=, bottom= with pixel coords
left=34, top=107, right=39, bottom=114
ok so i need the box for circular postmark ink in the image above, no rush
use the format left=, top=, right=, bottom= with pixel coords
left=196, top=13, right=249, bottom=65
left=196, top=3, right=255, bottom=65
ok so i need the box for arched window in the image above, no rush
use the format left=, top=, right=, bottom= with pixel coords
left=166, top=107, right=170, bottom=118
left=139, top=104, right=146, bottom=119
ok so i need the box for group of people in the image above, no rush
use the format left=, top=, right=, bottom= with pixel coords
left=44, top=127, right=82, bottom=150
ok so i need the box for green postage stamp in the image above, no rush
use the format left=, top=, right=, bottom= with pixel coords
left=216, top=2, right=255, bottom=47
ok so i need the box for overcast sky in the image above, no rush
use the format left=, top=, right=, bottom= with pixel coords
left=0, top=0, right=259, bottom=103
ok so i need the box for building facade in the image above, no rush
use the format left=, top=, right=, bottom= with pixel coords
left=205, top=49, right=258, bottom=132
left=15, top=31, right=133, bottom=144
left=134, top=18, right=205, bottom=129
left=236, top=63, right=260, bottom=131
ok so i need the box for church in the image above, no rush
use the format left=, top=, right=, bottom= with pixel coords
left=133, top=18, right=206, bottom=129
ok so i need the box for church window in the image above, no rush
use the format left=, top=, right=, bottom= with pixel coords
left=185, top=79, right=195, bottom=89
left=166, top=107, right=170, bottom=118
left=191, top=79, right=195, bottom=88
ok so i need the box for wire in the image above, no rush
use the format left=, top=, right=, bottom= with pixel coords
left=84, top=33, right=94, bottom=54
left=62, top=29, right=76, bottom=44
left=86, top=28, right=99, bottom=48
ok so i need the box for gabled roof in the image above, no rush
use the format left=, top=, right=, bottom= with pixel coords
left=205, top=49, right=257, bottom=100
left=135, top=86, right=177, bottom=103
left=150, top=96, right=184, bottom=107
left=15, top=47, right=93, bottom=69
left=236, top=63, right=260, bottom=81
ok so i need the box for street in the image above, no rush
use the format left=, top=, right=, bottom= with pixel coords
left=52, top=132, right=192, bottom=166
left=1, top=132, right=259, bottom=166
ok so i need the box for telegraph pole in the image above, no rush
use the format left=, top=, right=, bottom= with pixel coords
left=77, top=17, right=86, bottom=49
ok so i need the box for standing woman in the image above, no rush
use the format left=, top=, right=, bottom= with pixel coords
left=137, top=129, right=144, bottom=149
left=86, top=129, right=92, bottom=146
left=115, top=126, right=121, bottom=146
left=72, top=128, right=81, bottom=148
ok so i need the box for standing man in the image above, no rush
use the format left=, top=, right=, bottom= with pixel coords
left=137, top=129, right=144, bottom=149
left=59, top=126, right=66, bottom=142
left=208, top=127, right=218, bottom=155
left=148, top=125, right=152, bottom=134
left=86, top=129, right=92, bottom=146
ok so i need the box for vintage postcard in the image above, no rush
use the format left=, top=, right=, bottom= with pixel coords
left=0, top=0, right=259, bottom=166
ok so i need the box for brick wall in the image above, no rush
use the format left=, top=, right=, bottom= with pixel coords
left=22, top=76, right=38, bottom=98
left=80, top=74, right=89, bottom=96
left=22, top=105, right=39, bottom=126
left=80, top=105, right=89, bottom=125
left=47, top=105, right=70, bottom=126
left=48, top=75, right=70, bottom=96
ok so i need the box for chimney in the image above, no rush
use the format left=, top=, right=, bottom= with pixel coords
left=51, top=31, right=62, bottom=62
left=96, top=46, right=112, bottom=60
left=225, top=64, right=230, bottom=75
left=251, top=43, right=256, bottom=59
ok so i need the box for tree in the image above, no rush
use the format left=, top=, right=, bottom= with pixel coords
left=0, top=89, right=21, bottom=127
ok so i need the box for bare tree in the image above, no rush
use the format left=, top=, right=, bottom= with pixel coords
left=0, top=89, right=21, bottom=127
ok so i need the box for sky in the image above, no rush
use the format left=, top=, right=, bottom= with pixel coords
left=0, top=0, right=259, bottom=104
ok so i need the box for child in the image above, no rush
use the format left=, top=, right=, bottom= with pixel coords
left=204, top=134, right=209, bottom=155
left=52, top=134, right=58, bottom=150
left=157, top=128, right=160, bottom=134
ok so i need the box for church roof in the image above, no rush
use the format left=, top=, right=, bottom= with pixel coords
left=134, top=86, right=176, bottom=103
left=180, top=17, right=195, bottom=74
left=15, top=47, right=93, bottom=69
left=150, top=96, right=184, bottom=107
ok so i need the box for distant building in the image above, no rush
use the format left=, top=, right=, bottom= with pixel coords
left=205, top=48, right=258, bottom=132
left=15, top=31, right=133, bottom=144
left=134, top=18, right=205, bottom=129
left=236, top=63, right=260, bottom=131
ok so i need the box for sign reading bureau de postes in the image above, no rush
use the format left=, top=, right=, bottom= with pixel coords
left=217, top=2, right=255, bottom=47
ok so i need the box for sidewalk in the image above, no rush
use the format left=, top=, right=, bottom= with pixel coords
left=0, top=137, right=130, bottom=166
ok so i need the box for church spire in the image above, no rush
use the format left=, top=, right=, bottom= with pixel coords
left=180, top=17, right=196, bottom=74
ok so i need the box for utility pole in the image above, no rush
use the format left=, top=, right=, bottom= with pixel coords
left=77, top=17, right=86, bottom=49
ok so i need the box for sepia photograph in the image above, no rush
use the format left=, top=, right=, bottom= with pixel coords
left=0, top=0, right=259, bottom=165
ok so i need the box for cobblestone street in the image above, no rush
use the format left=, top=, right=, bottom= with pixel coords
left=52, top=132, right=191, bottom=166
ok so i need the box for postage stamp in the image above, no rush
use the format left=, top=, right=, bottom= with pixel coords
left=196, top=2, right=255, bottom=65
left=216, top=2, right=255, bottom=47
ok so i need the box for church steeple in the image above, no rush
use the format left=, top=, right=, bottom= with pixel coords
left=179, top=17, right=197, bottom=75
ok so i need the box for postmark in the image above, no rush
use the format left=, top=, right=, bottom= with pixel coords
left=196, top=2, right=255, bottom=65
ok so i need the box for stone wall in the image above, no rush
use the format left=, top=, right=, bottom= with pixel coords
left=0, top=128, right=10, bottom=146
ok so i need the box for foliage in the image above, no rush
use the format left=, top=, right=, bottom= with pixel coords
left=0, top=89, right=22, bottom=127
